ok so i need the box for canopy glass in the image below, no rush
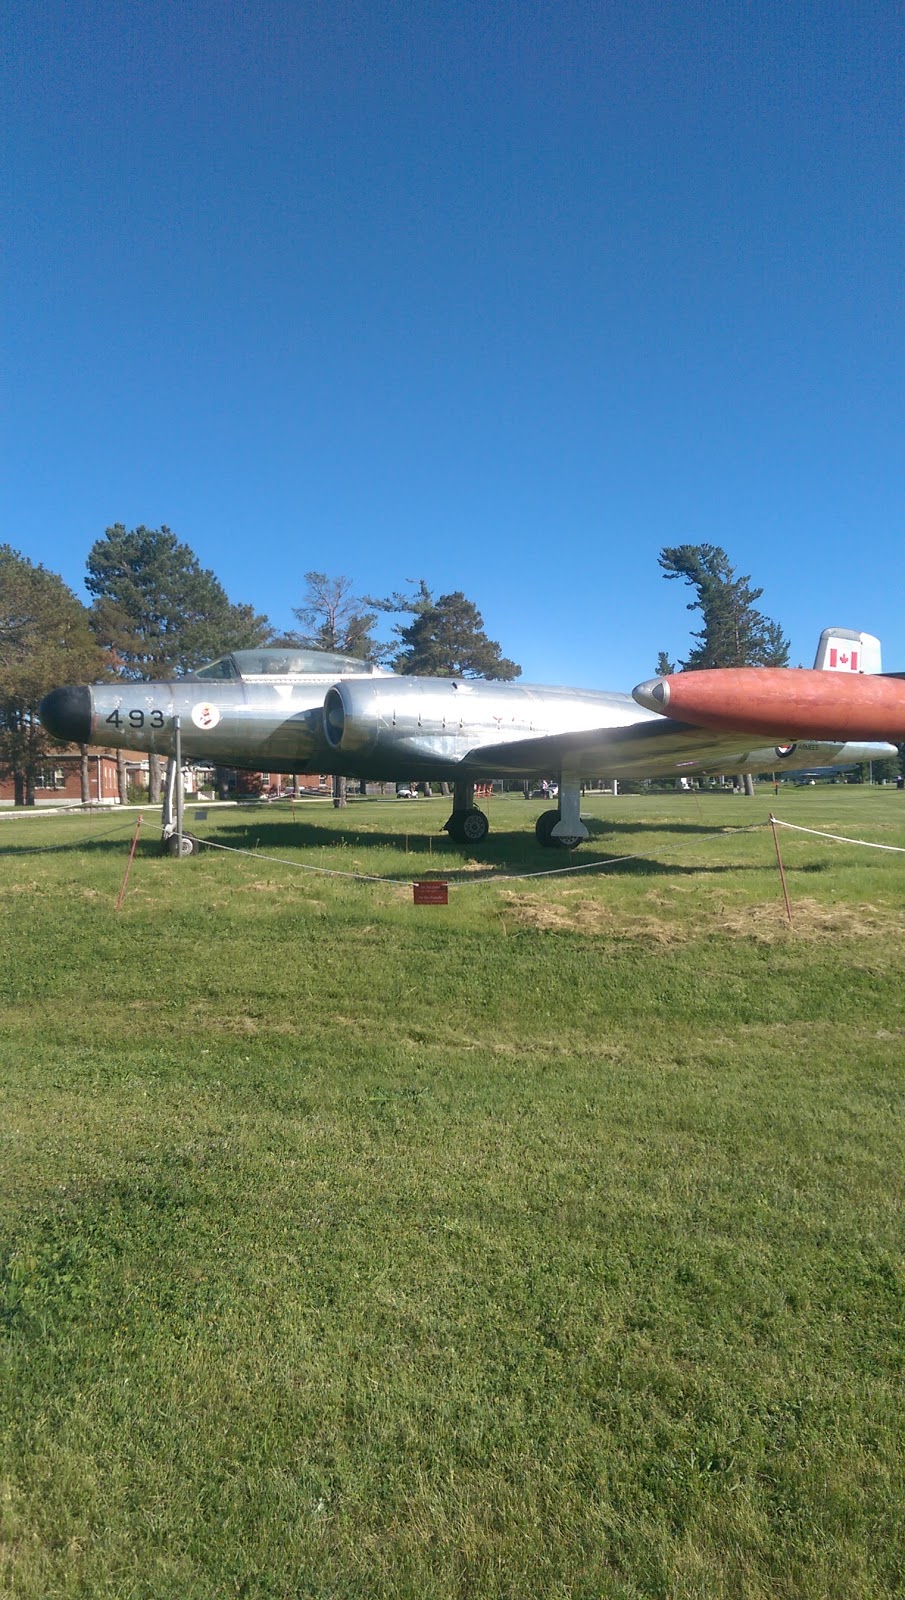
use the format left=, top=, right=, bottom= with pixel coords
left=193, top=649, right=386, bottom=681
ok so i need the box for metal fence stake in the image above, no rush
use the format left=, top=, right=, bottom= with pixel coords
left=116, top=814, right=143, bottom=910
left=770, top=814, right=793, bottom=926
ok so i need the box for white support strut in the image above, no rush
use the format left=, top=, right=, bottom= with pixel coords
left=551, top=772, right=590, bottom=843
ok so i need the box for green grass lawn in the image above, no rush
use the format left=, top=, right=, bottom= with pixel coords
left=1, top=789, right=903, bottom=1598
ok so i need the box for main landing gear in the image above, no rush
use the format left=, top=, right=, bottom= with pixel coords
left=535, top=779, right=590, bottom=850
left=443, top=777, right=591, bottom=850
left=443, top=780, right=489, bottom=845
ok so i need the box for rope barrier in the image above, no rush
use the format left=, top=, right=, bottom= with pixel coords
left=9, top=809, right=902, bottom=889
left=770, top=817, right=905, bottom=854
left=449, top=825, right=765, bottom=887
left=194, top=823, right=767, bottom=889
left=197, top=835, right=405, bottom=884
left=0, top=818, right=139, bottom=855
left=193, top=813, right=905, bottom=891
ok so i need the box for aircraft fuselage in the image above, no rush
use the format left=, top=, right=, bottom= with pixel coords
left=40, top=672, right=892, bottom=785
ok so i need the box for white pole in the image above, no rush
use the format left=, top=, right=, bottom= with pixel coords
left=174, top=717, right=184, bottom=855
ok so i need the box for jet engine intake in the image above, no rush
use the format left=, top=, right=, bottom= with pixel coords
left=323, top=686, right=346, bottom=749
left=321, top=681, right=382, bottom=756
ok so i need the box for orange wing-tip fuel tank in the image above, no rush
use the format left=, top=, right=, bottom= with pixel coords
left=632, top=667, right=905, bottom=741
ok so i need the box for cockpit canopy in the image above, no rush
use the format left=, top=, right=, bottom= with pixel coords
left=192, top=648, right=392, bottom=682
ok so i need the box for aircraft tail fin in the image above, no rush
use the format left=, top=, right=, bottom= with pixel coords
left=813, top=628, right=882, bottom=675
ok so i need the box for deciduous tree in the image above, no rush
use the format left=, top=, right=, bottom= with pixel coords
left=290, top=573, right=382, bottom=661
left=0, top=546, right=105, bottom=805
left=287, top=573, right=385, bottom=806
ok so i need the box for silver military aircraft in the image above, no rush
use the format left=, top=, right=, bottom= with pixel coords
left=40, top=629, right=898, bottom=853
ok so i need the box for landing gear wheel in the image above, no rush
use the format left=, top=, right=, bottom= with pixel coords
left=448, top=808, right=489, bottom=845
left=165, top=832, right=197, bottom=857
left=535, top=809, right=581, bottom=850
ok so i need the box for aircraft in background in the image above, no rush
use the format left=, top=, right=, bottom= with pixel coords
left=40, top=629, right=901, bottom=854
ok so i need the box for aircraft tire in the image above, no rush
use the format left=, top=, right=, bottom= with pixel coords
left=535, top=808, right=581, bottom=849
left=449, top=807, right=489, bottom=844
left=165, top=832, right=197, bottom=857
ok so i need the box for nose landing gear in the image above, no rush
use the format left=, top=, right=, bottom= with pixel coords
left=166, top=831, right=197, bottom=856
left=160, top=754, right=198, bottom=855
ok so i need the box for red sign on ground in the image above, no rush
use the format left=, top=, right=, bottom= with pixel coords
left=413, top=881, right=449, bottom=906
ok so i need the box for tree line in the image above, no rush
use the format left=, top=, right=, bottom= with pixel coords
left=0, top=525, right=522, bottom=803
left=7, top=524, right=857, bottom=805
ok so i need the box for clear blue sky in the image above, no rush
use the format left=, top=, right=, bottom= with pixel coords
left=3, top=1, right=902, bottom=686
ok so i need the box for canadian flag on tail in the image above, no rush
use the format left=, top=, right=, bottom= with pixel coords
left=830, top=647, right=857, bottom=670
left=814, top=628, right=882, bottom=675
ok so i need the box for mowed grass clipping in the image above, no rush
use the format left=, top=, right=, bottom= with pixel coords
left=1, top=789, right=903, bottom=1599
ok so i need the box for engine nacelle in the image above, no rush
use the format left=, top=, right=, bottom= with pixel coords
left=322, top=676, right=640, bottom=772
left=322, top=681, right=384, bottom=756
left=322, top=676, right=524, bottom=767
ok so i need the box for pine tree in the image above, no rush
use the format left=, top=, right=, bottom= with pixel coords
left=86, top=524, right=271, bottom=676
left=371, top=581, right=520, bottom=679
left=659, top=545, right=789, bottom=669
left=86, top=524, right=272, bottom=801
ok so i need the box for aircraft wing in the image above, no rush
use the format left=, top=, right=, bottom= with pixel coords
left=460, top=715, right=769, bottom=781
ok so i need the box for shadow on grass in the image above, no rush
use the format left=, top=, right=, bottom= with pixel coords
left=192, top=814, right=747, bottom=855
left=183, top=821, right=829, bottom=882
left=186, top=837, right=831, bottom=882
left=0, top=811, right=830, bottom=882
left=0, top=824, right=139, bottom=857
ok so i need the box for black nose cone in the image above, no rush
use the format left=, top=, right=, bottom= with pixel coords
left=40, top=686, right=92, bottom=743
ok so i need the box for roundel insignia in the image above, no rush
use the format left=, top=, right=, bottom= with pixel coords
left=191, top=701, right=221, bottom=730
left=774, top=743, right=797, bottom=759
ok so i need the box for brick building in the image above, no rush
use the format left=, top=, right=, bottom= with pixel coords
left=0, top=753, right=329, bottom=806
left=0, top=750, right=148, bottom=806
